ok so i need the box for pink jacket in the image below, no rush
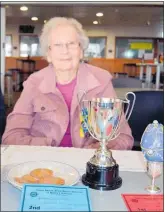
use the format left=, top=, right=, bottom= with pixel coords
left=2, top=63, right=134, bottom=149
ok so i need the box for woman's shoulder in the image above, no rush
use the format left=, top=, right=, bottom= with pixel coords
left=23, top=66, right=50, bottom=88
left=82, top=63, right=113, bottom=83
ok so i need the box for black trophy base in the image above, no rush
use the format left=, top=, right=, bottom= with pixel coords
left=82, top=162, right=122, bottom=190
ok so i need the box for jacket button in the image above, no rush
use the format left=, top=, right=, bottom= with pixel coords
left=41, top=106, right=45, bottom=111
left=51, top=140, right=56, bottom=147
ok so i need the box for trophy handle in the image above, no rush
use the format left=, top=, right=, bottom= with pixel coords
left=77, top=91, right=100, bottom=142
left=123, top=92, right=136, bottom=121
left=108, top=92, right=136, bottom=141
left=77, top=90, right=87, bottom=108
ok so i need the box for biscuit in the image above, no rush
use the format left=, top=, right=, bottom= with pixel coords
left=39, top=176, right=65, bottom=185
left=30, top=168, right=53, bottom=179
left=15, top=174, right=39, bottom=184
left=14, top=177, right=26, bottom=184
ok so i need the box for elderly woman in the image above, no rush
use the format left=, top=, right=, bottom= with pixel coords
left=2, top=17, right=133, bottom=149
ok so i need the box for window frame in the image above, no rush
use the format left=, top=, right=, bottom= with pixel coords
left=5, top=34, right=13, bottom=57
left=85, top=36, right=107, bottom=58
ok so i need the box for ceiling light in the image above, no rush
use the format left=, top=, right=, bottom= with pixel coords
left=96, top=12, right=103, bottom=17
left=93, top=21, right=98, bottom=24
left=146, top=21, right=151, bottom=26
left=44, top=20, right=47, bottom=24
left=20, top=6, right=28, bottom=11
left=31, top=17, right=38, bottom=21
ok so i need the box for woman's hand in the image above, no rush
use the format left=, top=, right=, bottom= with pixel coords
left=85, top=142, right=100, bottom=149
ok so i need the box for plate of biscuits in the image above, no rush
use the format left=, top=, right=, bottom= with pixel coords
left=7, top=161, right=80, bottom=190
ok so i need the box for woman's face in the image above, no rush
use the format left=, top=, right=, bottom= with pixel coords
left=48, top=25, right=83, bottom=72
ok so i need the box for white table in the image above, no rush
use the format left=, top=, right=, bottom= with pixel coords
left=155, top=63, right=164, bottom=90
left=136, top=63, right=164, bottom=89
left=1, top=145, right=163, bottom=211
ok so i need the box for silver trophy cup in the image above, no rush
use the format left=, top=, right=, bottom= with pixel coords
left=78, top=92, right=136, bottom=190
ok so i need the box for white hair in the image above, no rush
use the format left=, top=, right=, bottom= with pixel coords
left=40, top=17, right=89, bottom=60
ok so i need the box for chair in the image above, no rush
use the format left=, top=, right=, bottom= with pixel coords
left=152, top=72, right=164, bottom=88
left=123, top=63, right=137, bottom=77
left=126, top=91, right=164, bottom=151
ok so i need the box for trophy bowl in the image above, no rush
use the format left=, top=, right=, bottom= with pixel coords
left=78, top=92, right=136, bottom=190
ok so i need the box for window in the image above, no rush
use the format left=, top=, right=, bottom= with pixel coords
left=157, top=40, right=164, bottom=55
left=115, top=37, right=154, bottom=59
left=20, top=35, right=40, bottom=57
left=84, top=37, right=106, bottom=58
left=5, top=35, right=12, bottom=56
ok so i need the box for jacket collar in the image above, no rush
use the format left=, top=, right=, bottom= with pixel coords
left=77, top=63, right=101, bottom=93
left=38, top=64, right=57, bottom=94
left=39, top=63, right=101, bottom=94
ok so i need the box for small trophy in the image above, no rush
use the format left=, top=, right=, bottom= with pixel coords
left=78, top=92, right=136, bottom=190
left=141, top=120, right=163, bottom=194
